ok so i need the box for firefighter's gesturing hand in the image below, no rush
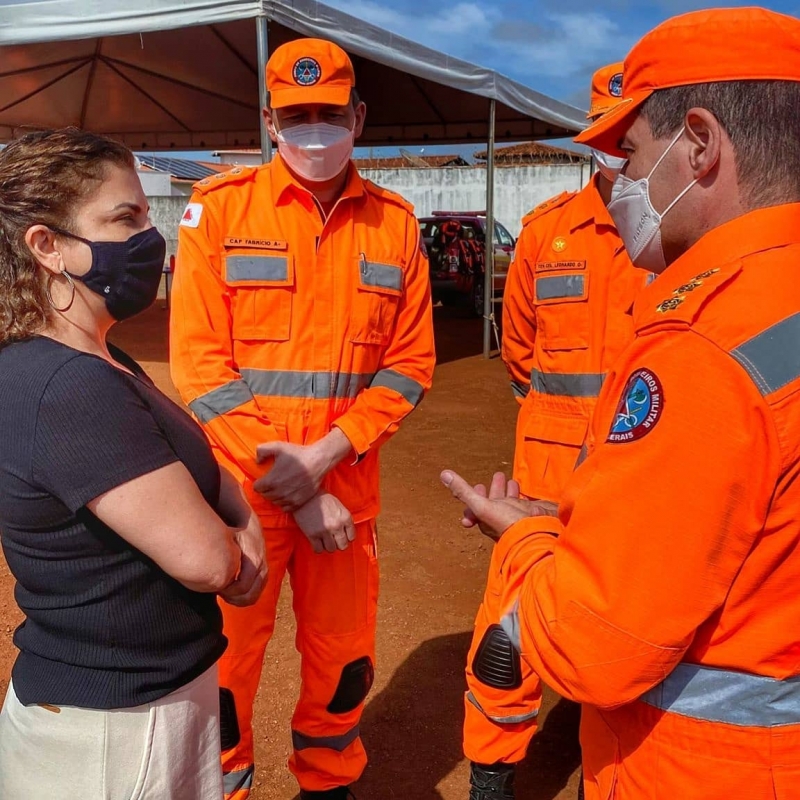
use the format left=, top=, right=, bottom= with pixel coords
left=254, top=429, right=354, bottom=511
left=220, top=513, right=268, bottom=607
left=293, top=493, right=357, bottom=554
left=440, top=470, right=557, bottom=541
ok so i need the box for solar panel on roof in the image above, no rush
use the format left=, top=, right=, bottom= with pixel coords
left=136, top=155, right=218, bottom=181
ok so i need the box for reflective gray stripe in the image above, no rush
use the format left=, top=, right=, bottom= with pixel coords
left=361, top=261, right=403, bottom=291
left=536, top=274, right=585, bottom=301
left=531, top=368, right=605, bottom=398
left=223, top=766, right=254, bottom=794
left=370, top=368, right=424, bottom=406
left=640, top=663, right=800, bottom=728
left=226, top=255, right=288, bottom=282
left=511, top=380, right=530, bottom=400
left=466, top=690, right=539, bottom=724
left=292, top=724, right=361, bottom=752
left=241, top=369, right=374, bottom=400
left=188, top=379, right=254, bottom=424
left=730, top=312, right=800, bottom=396
left=499, top=600, right=521, bottom=651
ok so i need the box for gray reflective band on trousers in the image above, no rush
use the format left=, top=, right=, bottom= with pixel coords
left=511, top=380, right=530, bottom=400
left=188, top=379, right=254, bottom=424
left=189, top=368, right=424, bottom=424
left=361, top=261, right=403, bottom=291
left=531, top=368, right=605, bottom=398
left=466, top=691, right=539, bottom=724
left=536, top=274, right=585, bottom=301
left=730, top=311, right=800, bottom=396
left=640, top=663, right=800, bottom=727
left=226, top=255, right=288, bottom=282
left=223, top=766, right=254, bottom=794
left=292, top=724, right=361, bottom=752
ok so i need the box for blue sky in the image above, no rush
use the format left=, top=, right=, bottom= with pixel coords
left=326, top=0, right=800, bottom=109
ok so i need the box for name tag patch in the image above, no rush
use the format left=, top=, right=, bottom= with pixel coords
left=224, top=237, right=288, bottom=250
left=536, top=260, right=587, bottom=272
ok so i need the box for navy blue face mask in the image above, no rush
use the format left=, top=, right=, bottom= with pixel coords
left=50, top=226, right=167, bottom=321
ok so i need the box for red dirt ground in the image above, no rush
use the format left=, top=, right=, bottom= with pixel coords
left=0, top=303, right=581, bottom=800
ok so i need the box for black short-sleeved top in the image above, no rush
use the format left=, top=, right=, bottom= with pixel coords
left=0, top=336, right=226, bottom=709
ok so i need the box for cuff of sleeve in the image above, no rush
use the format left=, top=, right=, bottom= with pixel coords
left=332, top=417, right=370, bottom=459
left=493, top=515, right=563, bottom=569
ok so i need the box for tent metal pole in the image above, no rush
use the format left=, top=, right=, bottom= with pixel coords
left=483, top=98, right=497, bottom=359
left=256, top=16, right=273, bottom=164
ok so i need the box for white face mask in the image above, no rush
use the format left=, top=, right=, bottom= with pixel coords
left=607, top=127, right=699, bottom=272
left=276, top=122, right=355, bottom=183
left=591, top=148, right=627, bottom=183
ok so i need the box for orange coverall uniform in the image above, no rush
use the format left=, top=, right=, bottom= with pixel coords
left=485, top=203, right=800, bottom=798
left=464, top=175, right=648, bottom=764
left=169, top=156, right=435, bottom=795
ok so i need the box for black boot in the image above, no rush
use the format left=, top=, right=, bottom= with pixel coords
left=469, top=762, right=516, bottom=799
left=299, top=788, right=356, bottom=799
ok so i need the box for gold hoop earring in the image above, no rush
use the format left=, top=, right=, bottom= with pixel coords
left=45, top=271, right=76, bottom=312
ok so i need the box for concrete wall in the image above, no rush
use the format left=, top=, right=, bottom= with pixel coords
left=360, top=164, right=591, bottom=236
left=147, top=163, right=593, bottom=258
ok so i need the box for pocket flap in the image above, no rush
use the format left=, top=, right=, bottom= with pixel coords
left=225, top=254, right=294, bottom=286
left=359, top=258, right=403, bottom=294
left=524, top=411, right=588, bottom=447
left=535, top=273, right=587, bottom=304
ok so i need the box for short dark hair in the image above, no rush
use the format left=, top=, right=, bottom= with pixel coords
left=266, top=87, right=361, bottom=111
left=640, top=80, right=800, bottom=206
left=0, top=127, right=135, bottom=344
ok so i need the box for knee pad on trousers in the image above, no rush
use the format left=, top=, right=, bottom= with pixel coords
left=472, top=624, right=522, bottom=689
left=326, top=656, right=375, bottom=714
left=219, top=687, right=241, bottom=751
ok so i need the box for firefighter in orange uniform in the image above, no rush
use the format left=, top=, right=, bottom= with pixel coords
left=444, top=7, right=800, bottom=799
left=169, top=39, right=434, bottom=800
left=463, top=64, right=648, bottom=799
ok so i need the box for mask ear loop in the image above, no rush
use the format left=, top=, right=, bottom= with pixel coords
left=647, top=126, right=700, bottom=220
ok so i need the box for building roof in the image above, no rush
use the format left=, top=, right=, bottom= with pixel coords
left=353, top=154, right=468, bottom=169
left=474, top=142, right=589, bottom=164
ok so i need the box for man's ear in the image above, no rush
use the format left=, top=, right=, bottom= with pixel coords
left=684, top=107, right=721, bottom=181
left=263, top=107, right=279, bottom=143
left=353, top=102, right=367, bottom=140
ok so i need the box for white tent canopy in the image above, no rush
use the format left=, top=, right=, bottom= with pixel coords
left=0, top=0, right=586, bottom=148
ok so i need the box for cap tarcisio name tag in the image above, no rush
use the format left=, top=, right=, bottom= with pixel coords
left=224, top=237, right=288, bottom=250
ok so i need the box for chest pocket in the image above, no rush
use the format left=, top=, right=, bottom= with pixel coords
left=534, top=272, right=590, bottom=352
left=350, top=256, right=403, bottom=346
left=225, top=253, right=294, bottom=342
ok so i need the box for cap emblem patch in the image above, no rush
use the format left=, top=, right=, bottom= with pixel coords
left=293, top=57, right=322, bottom=86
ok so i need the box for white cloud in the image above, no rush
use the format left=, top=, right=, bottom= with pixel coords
left=325, top=0, right=631, bottom=98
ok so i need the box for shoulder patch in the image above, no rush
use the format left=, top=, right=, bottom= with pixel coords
left=522, top=191, right=576, bottom=226
left=363, top=179, right=414, bottom=214
left=607, top=368, right=664, bottom=443
left=179, top=202, right=203, bottom=228
left=192, top=165, right=258, bottom=194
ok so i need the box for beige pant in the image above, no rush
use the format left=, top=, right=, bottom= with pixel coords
left=0, top=664, right=223, bottom=800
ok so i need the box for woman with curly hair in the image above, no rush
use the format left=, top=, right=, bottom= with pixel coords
left=0, top=128, right=267, bottom=799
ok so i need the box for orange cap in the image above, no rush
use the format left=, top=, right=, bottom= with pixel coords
left=267, top=38, right=355, bottom=109
left=576, top=7, right=800, bottom=154
left=587, top=62, right=624, bottom=119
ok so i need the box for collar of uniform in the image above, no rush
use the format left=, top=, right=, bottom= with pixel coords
left=569, top=173, right=617, bottom=234
left=271, top=153, right=365, bottom=206
left=634, top=203, right=800, bottom=328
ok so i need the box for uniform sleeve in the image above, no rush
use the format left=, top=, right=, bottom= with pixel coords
left=501, top=227, right=537, bottom=404
left=333, top=215, right=435, bottom=455
left=33, top=358, right=179, bottom=512
left=169, top=192, right=282, bottom=482
left=489, top=329, right=779, bottom=708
